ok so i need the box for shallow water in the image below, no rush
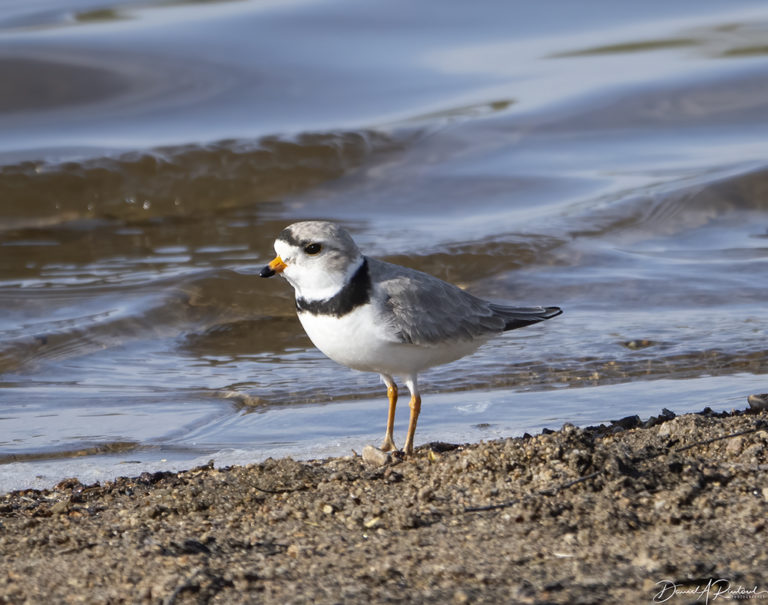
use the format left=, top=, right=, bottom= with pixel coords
left=1, top=0, right=767, bottom=491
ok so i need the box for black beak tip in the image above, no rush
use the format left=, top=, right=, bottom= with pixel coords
left=259, top=266, right=275, bottom=278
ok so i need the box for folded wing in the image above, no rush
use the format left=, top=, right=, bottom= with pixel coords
left=368, top=257, right=561, bottom=346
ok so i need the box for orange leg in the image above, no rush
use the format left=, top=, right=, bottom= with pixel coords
left=380, top=381, right=398, bottom=452
left=402, top=392, right=421, bottom=456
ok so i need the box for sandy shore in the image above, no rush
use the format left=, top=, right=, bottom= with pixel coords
left=1, top=407, right=767, bottom=604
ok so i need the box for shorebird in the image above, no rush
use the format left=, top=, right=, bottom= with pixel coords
left=260, top=221, right=562, bottom=454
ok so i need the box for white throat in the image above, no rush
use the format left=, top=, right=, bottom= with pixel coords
left=275, top=239, right=364, bottom=302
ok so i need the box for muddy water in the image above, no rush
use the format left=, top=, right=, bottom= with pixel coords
left=1, top=0, right=768, bottom=490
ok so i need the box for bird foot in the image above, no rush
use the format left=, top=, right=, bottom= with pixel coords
left=380, top=436, right=397, bottom=452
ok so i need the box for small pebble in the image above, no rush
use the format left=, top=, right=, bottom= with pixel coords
left=622, top=339, right=656, bottom=350
left=362, top=445, right=391, bottom=466
left=725, top=436, right=743, bottom=455
left=747, top=393, right=768, bottom=410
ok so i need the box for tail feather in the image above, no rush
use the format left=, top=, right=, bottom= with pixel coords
left=488, top=304, right=563, bottom=331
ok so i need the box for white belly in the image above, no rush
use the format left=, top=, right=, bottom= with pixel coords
left=297, top=303, right=485, bottom=378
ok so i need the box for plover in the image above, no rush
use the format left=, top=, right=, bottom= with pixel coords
left=260, top=221, right=562, bottom=455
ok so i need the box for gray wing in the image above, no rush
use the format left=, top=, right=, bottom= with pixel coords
left=367, top=257, right=561, bottom=346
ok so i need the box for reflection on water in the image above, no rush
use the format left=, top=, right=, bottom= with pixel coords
left=0, top=57, right=131, bottom=113
left=1, top=0, right=767, bottom=488
left=0, top=132, right=396, bottom=229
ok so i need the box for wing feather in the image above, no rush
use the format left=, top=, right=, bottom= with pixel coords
left=367, top=258, right=561, bottom=345
left=368, top=258, right=524, bottom=345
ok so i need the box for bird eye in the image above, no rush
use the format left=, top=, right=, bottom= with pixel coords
left=304, top=242, right=322, bottom=255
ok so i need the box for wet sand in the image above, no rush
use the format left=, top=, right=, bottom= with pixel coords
left=1, top=407, right=767, bottom=604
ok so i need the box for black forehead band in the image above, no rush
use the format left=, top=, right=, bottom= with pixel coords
left=277, top=227, right=311, bottom=249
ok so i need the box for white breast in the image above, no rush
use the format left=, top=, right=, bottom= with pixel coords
left=297, top=302, right=487, bottom=378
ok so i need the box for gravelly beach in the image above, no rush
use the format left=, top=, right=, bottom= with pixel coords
left=1, top=407, right=767, bottom=604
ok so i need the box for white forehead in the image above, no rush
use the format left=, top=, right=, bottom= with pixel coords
left=274, top=238, right=296, bottom=258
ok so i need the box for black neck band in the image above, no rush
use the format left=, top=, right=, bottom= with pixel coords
left=296, top=258, right=371, bottom=317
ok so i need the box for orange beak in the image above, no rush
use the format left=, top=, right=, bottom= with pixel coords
left=259, top=255, right=287, bottom=278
